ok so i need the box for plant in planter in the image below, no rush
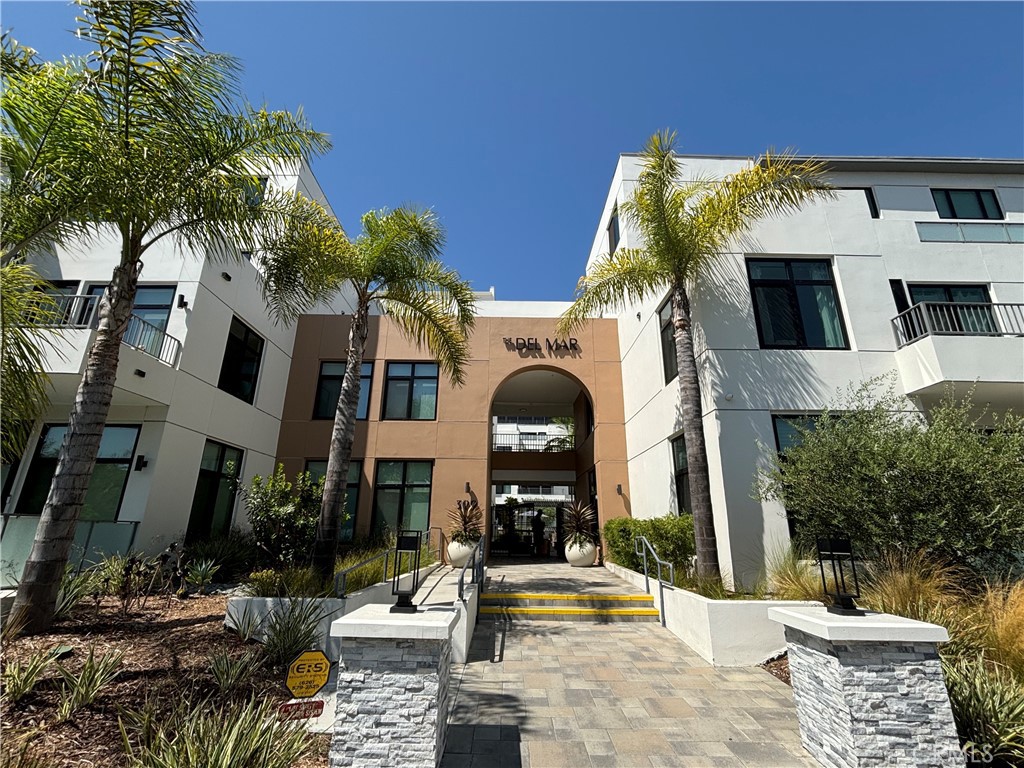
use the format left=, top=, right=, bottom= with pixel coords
left=563, top=501, right=598, bottom=567
left=447, top=499, right=484, bottom=567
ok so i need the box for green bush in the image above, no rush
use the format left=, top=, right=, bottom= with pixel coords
left=239, top=465, right=324, bottom=569
left=55, top=647, right=124, bottom=722
left=603, top=515, right=695, bottom=577
left=757, top=379, right=1024, bottom=576
left=186, top=530, right=257, bottom=580
left=242, top=566, right=329, bottom=598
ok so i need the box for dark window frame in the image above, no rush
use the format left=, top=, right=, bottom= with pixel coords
left=658, top=297, right=679, bottom=384
left=81, top=283, right=176, bottom=329
left=670, top=434, right=691, bottom=516
left=606, top=207, right=620, bottom=254
left=305, top=458, right=362, bottom=543
left=15, top=423, right=141, bottom=521
left=839, top=187, right=880, bottom=219
left=932, top=189, right=1003, bottom=220
left=217, top=316, right=265, bottom=405
left=313, top=361, right=373, bottom=420
left=771, top=414, right=819, bottom=538
left=746, top=258, right=850, bottom=350
left=371, top=460, right=434, bottom=533
left=381, top=361, right=439, bottom=421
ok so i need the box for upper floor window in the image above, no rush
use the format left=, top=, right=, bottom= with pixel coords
left=383, top=362, right=438, bottom=420
left=314, top=362, right=372, bottom=420
left=932, top=189, right=1003, bottom=220
left=607, top=207, right=620, bottom=254
left=747, top=259, right=848, bottom=350
left=658, top=298, right=678, bottom=384
left=218, top=316, right=264, bottom=404
left=81, top=284, right=175, bottom=330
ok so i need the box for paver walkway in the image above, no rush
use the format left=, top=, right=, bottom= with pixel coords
left=442, top=564, right=816, bottom=768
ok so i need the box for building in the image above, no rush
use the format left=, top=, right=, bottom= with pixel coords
left=2, top=154, right=1022, bottom=586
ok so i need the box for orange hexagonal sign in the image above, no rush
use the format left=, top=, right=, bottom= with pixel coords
left=286, top=649, right=331, bottom=699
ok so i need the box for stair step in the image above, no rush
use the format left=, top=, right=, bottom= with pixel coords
left=479, top=605, right=661, bottom=622
left=480, top=592, right=651, bottom=602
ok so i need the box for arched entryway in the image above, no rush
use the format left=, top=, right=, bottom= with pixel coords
left=487, top=368, right=597, bottom=561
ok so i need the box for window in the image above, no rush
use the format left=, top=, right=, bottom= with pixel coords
left=908, top=284, right=996, bottom=334
left=218, top=317, right=265, bottom=404
left=80, top=284, right=175, bottom=336
left=607, top=207, right=620, bottom=254
left=383, top=362, right=438, bottom=420
left=519, top=484, right=554, bottom=495
left=493, top=484, right=512, bottom=496
left=658, top=298, right=678, bottom=383
left=243, top=176, right=269, bottom=207
left=747, top=259, right=848, bottom=349
left=314, top=362, right=372, bottom=420
left=771, top=415, right=818, bottom=537
left=16, top=424, right=140, bottom=520
left=932, top=189, right=1002, bottom=220
left=186, top=440, right=243, bottom=541
left=305, top=460, right=361, bottom=543
left=372, top=461, right=432, bottom=533
left=670, top=435, right=690, bottom=515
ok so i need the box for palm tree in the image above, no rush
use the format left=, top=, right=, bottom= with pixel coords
left=259, top=201, right=476, bottom=583
left=558, top=130, right=833, bottom=582
left=11, top=0, right=329, bottom=632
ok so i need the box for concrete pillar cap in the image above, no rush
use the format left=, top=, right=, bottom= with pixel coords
left=768, top=606, right=949, bottom=643
left=330, top=603, right=459, bottom=641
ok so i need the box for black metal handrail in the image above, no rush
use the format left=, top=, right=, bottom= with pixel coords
left=891, top=302, right=1024, bottom=348
left=457, top=537, right=485, bottom=602
left=427, top=526, right=448, bottom=565
left=333, top=549, right=390, bottom=598
left=634, top=535, right=675, bottom=628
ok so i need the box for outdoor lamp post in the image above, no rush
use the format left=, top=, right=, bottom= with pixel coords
left=391, top=530, right=423, bottom=613
left=816, top=535, right=862, bottom=614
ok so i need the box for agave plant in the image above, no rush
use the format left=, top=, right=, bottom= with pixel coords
left=562, top=501, right=597, bottom=550
left=447, top=499, right=484, bottom=546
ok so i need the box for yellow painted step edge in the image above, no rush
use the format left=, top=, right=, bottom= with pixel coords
left=479, top=593, right=651, bottom=601
left=479, top=606, right=660, bottom=616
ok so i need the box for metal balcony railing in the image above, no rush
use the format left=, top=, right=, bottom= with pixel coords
left=892, top=302, right=1024, bottom=348
left=491, top=432, right=573, bottom=452
left=42, top=294, right=181, bottom=367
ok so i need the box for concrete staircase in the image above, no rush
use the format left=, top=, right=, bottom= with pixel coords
left=478, top=591, right=660, bottom=622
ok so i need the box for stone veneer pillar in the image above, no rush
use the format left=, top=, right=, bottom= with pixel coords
left=768, top=607, right=960, bottom=768
left=329, top=604, right=459, bottom=768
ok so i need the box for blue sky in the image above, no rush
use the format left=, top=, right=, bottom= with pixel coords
left=5, top=2, right=1023, bottom=301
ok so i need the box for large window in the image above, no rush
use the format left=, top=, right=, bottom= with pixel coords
left=372, top=461, right=432, bottom=533
left=932, top=189, right=1003, bottom=220
left=305, top=460, right=361, bottom=543
left=607, top=207, right=620, bottom=254
left=747, top=259, right=848, bottom=350
left=670, top=435, right=690, bottom=515
left=658, top=298, right=678, bottom=384
left=218, top=317, right=265, bottom=404
left=908, top=284, right=996, bottom=334
left=16, top=425, right=140, bottom=520
left=314, top=362, right=372, bottom=420
left=383, top=362, right=438, bottom=420
left=186, top=440, right=242, bottom=542
left=80, top=284, right=175, bottom=337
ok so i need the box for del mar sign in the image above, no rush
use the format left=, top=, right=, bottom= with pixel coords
left=503, top=337, right=580, bottom=353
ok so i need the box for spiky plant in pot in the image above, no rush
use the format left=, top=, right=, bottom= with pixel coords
left=447, top=499, right=484, bottom=567
left=562, top=501, right=598, bottom=566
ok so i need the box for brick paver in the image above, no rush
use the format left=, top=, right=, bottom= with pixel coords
left=442, top=564, right=816, bottom=767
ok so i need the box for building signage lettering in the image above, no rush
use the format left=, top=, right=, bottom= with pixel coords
left=503, top=337, right=580, bottom=353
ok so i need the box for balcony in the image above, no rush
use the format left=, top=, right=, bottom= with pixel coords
left=48, top=294, right=182, bottom=367
left=491, top=433, right=573, bottom=452
left=891, top=302, right=1024, bottom=409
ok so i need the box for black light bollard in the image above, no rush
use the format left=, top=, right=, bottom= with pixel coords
left=816, top=535, right=863, bottom=614
left=391, top=530, right=423, bottom=614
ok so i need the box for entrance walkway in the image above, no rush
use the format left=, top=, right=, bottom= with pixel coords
left=442, top=563, right=815, bottom=767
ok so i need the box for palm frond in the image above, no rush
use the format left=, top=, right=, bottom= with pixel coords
left=557, top=249, right=668, bottom=336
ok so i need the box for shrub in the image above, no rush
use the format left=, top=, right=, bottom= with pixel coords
left=1, top=649, right=53, bottom=703
left=333, top=536, right=436, bottom=596
left=977, top=581, right=1024, bottom=679
left=765, top=546, right=826, bottom=602
left=55, top=647, right=124, bottom=722
left=943, top=655, right=1024, bottom=766
left=228, top=604, right=265, bottom=644
left=54, top=566, right=99, bottom=621
left=209, top=650, right=263, bottom=697
left=603, top=515, right=695, bottom=576
left=187, top=530, right=258, bottom=580
left=757, top=379, right=1024, bottom=576
left=262, top=600, right=324, bottom=669
left=120, top=695, right=312, bottom=768
left=240, top=465, right=324, bottom=569
left=243, top=566, right=328, bottom=598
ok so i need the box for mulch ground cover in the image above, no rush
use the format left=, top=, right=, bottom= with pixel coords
left=760, top=652, right=791, bottom=686
left=1, top=594, right=329, bottom=767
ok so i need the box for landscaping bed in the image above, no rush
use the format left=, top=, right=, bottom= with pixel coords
left=1, top=594, right=329, bottom=768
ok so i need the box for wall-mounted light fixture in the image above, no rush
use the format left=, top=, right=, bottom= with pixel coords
left=636, top=312, right=642, bottom=321
left=134, top=455, right=149, bottom=472
left=616, top=483, right=623, bottom=496
left=177, top=294, right=189, bottom=309
left=465, top=482, right=471, bottom=494
left=221, top=271, right=232, bottom=282
left=133, top=369, right=146, bottom=378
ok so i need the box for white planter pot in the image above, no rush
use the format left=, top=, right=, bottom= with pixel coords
left=565, top=541, right=597, bottom=567
left=447, top=539, right=478, bottom=568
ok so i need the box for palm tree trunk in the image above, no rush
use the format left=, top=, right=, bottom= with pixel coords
left=12, top=256, right=140, bottom=633
left=671, top=281, right=722, bottom=582
left=311, top=300, right=369, bottom=584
